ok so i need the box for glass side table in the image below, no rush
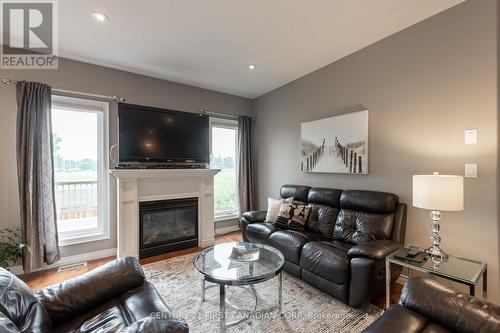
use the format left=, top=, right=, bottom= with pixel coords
left=385, top=247, right=487, bottom=309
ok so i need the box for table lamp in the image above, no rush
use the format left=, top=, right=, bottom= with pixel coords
left=412, top=172, right=464, bottom=260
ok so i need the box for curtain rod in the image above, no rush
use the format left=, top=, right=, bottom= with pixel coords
left=1, top=78, right=126, bottom=102
left=199, top=109, right=255, bottom=121
left=2, top=78, right=255, bottom=120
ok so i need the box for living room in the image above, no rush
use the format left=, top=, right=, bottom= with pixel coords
left=0, top=0, right=498, bottom=332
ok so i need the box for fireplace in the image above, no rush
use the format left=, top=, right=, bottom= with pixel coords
left=139, top=197, right=198, bottom=259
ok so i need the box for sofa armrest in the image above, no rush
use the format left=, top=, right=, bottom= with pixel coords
left=35, top=257, right=145, bottom=323
left=241, top=210, right=267, bottom=223
left=362, top=305, right=428, bottom=333
left=347, top=240, right=402, bottom=260
left=120, top=317, right=189, bottom=333
left=399, top=277, right=500, bottom=333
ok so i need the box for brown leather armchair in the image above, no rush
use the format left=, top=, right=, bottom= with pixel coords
left=0, top=257, right=189, bottom=333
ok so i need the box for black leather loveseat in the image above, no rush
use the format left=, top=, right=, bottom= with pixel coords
left=0, top=257, right=189, bottom=333
left=364, top=277, right=500, bottom=333
left=240, top=185, right=407, bottom=307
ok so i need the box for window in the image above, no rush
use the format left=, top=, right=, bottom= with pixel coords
left=210, top=118, right=239, bottom=220
left=51, top=96, right=109, bottom=245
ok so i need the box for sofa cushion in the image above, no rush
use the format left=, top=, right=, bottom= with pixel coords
left=245, top=223, right=278, bottom=243
left=0, top=268, right=52, bottom=332
left=280, top=185, right=311, bottom=203
left=269, top=230, right=312, bottom=265
left=306, top=204, right=338, bottom=239
left=331, top=190, right=398, bottom=244
left=333, top=209, right=394, bottom=244
left=307, top=188, right=342, bottom=208
left=340, top=190, right=398, bottom=214
left=327, top=240, right=354, bottom=252
left=300, top=241, right=350, bottom=284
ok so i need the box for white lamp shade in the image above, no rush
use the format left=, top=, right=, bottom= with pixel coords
left=412, top=174, right=464, bottom=211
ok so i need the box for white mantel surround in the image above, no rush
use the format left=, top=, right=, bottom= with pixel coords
left=110, top=168, right=221, bottom=259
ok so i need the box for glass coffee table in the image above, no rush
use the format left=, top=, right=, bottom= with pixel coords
left=194, top=242, right=285, bottom=332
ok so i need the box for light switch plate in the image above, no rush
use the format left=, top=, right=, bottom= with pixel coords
left=465, top=163, right=477, bottom=178
left=464, top=129, right=478, bottom=144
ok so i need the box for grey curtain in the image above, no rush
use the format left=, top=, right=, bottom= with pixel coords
left=16, top=81, right=60, bottom=272
left=237, top=115, right=256, bottom=215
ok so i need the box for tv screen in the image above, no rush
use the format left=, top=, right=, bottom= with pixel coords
left=118, top=103, right=209, bottom=164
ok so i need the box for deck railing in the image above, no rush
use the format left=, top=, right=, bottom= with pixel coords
left=55, top=181, right=98, bottom=220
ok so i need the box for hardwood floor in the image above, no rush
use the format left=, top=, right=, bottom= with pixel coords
left=21, top=231, right=401, bottom=309
left=21, top=256, right=116, bottom=290
left=21, top=231, right=243, bottom=289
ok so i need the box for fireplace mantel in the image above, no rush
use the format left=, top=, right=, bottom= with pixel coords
left=110, top=168, right=221, bottom=258
left=110, top=168, right=221, bottom=180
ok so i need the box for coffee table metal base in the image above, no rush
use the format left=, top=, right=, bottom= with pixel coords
left=201, top=272, right=283, bottom=332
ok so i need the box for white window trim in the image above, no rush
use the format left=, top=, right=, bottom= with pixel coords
left=52, top=95, right=110, bottom=246
left=210, top=117, right=239, bottom=221
left=214, top=213, right=239, bottom=222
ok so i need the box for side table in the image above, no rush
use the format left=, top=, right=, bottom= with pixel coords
left=385, top=248, right=487, bottom=309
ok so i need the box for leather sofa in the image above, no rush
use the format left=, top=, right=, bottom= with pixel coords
left=364, top=277, right=500, bottom=333
left=240, top=184, right=407, bottom=307
left=0, top=257, right=189, bottom=333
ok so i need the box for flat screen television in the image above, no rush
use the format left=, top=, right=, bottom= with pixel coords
left=118, top=103, right=209, bottom=166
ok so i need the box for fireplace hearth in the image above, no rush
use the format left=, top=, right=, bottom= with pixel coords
left=139, top=197, right=198, bottom=259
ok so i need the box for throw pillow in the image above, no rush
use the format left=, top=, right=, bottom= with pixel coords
left=265, top=197, right=293, bottom=222
left=274, top=202, right=312, bottom=231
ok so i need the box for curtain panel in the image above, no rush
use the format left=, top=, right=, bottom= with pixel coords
left=16, top=81, right=60, bottom=272
left=237, top=115, right=256, bottom=215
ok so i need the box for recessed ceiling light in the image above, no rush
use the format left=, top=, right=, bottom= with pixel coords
left=92, top=12, right=109, bottom=22
left=248, top=64, right=256, bottom=70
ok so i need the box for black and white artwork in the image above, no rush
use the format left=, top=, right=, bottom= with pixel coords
left=301, top=110, right=368, bottom=174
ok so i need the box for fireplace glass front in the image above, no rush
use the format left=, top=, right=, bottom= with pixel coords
left=139, top=197, right=198, bottom=258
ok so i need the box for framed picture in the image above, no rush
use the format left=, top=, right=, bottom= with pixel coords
left=301, top=110, right=368, bottom=174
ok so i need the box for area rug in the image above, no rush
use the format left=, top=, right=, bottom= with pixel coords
left=143, top=252, right=381, bottom=332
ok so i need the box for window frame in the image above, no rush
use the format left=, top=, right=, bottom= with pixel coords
left=209, top=117, right=239, bottom=221
left=51, top=95, right=110, bottom=246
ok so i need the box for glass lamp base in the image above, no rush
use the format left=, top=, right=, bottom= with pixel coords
left=426, top=245, right=449, bottom=260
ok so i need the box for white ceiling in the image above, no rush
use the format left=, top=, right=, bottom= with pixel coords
left=59, top=0, right=464, bottom=98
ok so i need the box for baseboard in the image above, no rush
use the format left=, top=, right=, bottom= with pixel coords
left=10, top=248, right=117, bottom=276
left=215, top=225, right=240, bottom=235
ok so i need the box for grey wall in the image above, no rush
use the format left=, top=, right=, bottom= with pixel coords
left=0, top=58, right=252, bottom=258
left=254, top=0, right=499, bottom=302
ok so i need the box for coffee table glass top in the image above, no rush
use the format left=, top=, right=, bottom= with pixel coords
left=194, top=242, right=284, bottom=284
left=387, top=247, right=486, bottom=284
